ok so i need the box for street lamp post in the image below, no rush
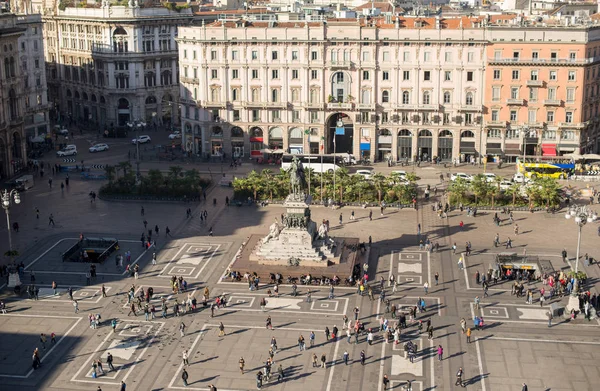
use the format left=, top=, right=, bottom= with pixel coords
left=565, top=205, right=597, bottom=310
left=1, top=189, right=21, bottom=253
left=127, top=120, right=146, bottom=179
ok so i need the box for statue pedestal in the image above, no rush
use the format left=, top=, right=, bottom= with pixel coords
left=250, top=193, right=341, bottom=267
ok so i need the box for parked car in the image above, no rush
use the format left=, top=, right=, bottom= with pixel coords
left=483, top=173, right=498, bottom=183
left=390, top=170, right=407, bottom=178
left=56, top=144, right=77, bottom=157
left=450, top=172, right=472, bottom=181
left=89, top=143, right=109, bottom=153
left=355, top=169, right=374, bottom=180
left=513, top=173, right=532, bottom=184
left=168, top=131, right=182, bottom=140
left=499, top=180, right=514, bottom=190
left=131, top=135, right=151, bottom=144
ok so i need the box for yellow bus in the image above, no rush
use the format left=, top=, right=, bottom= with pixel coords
left=516, top=161, right=573, bottom=180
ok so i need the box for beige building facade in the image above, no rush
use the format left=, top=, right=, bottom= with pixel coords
left=178, top=15, right=600, bottom=162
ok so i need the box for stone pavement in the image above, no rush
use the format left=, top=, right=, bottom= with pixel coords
left=0, top=163, right=599, bottom=391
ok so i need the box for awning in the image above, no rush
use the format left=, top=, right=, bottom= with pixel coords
left=558, top=144, right=578, bottom=152
left=542, top=143, right=557, bottom=156
left=360, top=142, right=371, bottom=151
left=486, top=148, right=503, bottom=155
left=504, top=149, right=522, bottom=155
left=460, top=147, right=476, bottom=153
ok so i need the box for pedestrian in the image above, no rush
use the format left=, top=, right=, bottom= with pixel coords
left=360, top=350, right=366, bottom=365
left=152, top=252, right=157, bottom=265
left=514, top=224, right=519, bottom=235
left=181, top=368, right=189, bottom=386
left=456, top=368, right=465, bottom=387
left=141, top=206, right=145, bottom=216
left=350, top=210, right=355, bottom=220
left=309, top=331, right=315, bottom=347
left=547, top=311, right=553, bottom=327
left=218, top=322, right=225, bottom=337
left=48, top=214, right=55, bottom=227
left=101, top=284, right=107, bottom=298
left=312, top=353, right=318, bottom=367
left=383, top=375, right=390, bottom=390
left=182, top=350, right=189, bottom=366
left=466, top=327, right=471, bottom=343
left=474, top=296, right=480, bottom=309
left=369, top=210, right=373, bottom=221
left=107, top=352, right=115, bottom=370
left=423, top=281, right=429, bottom=294
left=73, top=299, right=79, bottom=313
left=239, top=357, right=245, bottom=374
left=339, top=213, right=343, bottom=225
left=40, top=333, right=46, bottom=350
left=320, top=353, right=327, bottom=368
left=437, top=345, right=443, bottom=360
left=434, top=272, right=439, bottom=285
left=166, top=226, right=171, bottom=237
left=522, top=383, right=528, bottom=391
left=459, top=220, right=464, bottom=230
left=51, top=332, right=56, bottom=344
left=343, top=350, right=349, bottom=365
left=120, top=381, right=126, bottom=391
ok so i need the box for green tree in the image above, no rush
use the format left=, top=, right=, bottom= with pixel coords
left=104, top=165, right=116, bottom=185
left=471, top=174, right=491, bottom=205
left=371, top=173, right=387, bottom=203
left=506, top=182, right=522, bottom=207
left=335, top=168, right=350, bottom=203
left=405, top=172, right=418, bottom=183
left=448, top=178, right=468, bottom=205
left=538, top=177, right=561, bottom=207
left=246, top=170, right=264, bottom=200
left=261, top=169, right=276, bottom=200
left=118, top=161, right=132, bottom=178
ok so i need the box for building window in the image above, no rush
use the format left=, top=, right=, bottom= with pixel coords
left=292, top=110, right=300, bottom=122
left=383, top=71, right=389, bottom=81
left=271, top=51, right=278, bottom=60
left=444, top=71, right=451, bottom=81
left=561, top=130, right=575, bottom=140
left=464, top=113, right=472, bottom=125
left=512, top=70, right=520, bottom=80
left=363, top=70, right=370, bottom=80
left=272, top=69, right=279, bottom=79
left=492, top=86, right=500, bottom=101
left=443, top=91, right=451, bottom=104
left=311, top=51, right=317, bottom=60
left=510, top=110, right=517, bottom=122
left=232, top=88, right=239, bottom=101
left=272, top=110, right=281, bottom=122
left=542, top=130, right=556, bottom=140
left=566, top=88, right=575, bottom=103
left=467, top=52, right=474, bottom=63
left=465, top=92, right=473, bottom=105
left=403, top=71, right=410, bottom=80
left=422, top=91, right=430, bottom=104
left=547, top=111, right=555, bottom=123
left=382, top=90, right=390, bottom=103
left=232, top=69, right=239, bottom=79
left=311, top=70, right=318, bottom=79
left=252, top=50, right=258, bottom=60
left=529, top=88, right=538, bottom=102
left=252, top=69, right=258, bottom=79
left=548, top=87, right=556, bottom=100
left=530, top=70, right=538, bottom=80
left=487, top=129, right=501, bottom=138
left=466, top=71, right=473, bottom=81
left=423, top=71, right=431, bottom=81
left=444, top=52, right=452, bottom=62
left=291, top=51, right=298, bottom=60
left=528, top=110, right=536, bottom=123
left=493, top=69, right=500, bottom=80
left=233, top=110, right=240, bottom=121
left=232, top=50, right=238, bottom=60
left=211, top=69, right=217, bottom=79
left=211, top=50, right=217, bottom=60
left=565, top=111, right=573, bottom=123
left=310, top=112, right=319, bottom=123
left=510, top=87, right=519, bottom=99
left=549, top=70, right=557, bottom=80
left=568, top=71, right=576, bottom=81
left=271, top=89, right=279, bottom=102
left=506, top=129, right=519, bottom=139
left=292, top=69, right=299, bottom=79
left=491, top=110, right=499, bottom=122
left=252, top=109, right=260, bottom=122
left=402, top=91, right=410, bottom=105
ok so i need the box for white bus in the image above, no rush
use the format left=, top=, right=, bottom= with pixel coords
left=281, top=154, right=342, bottom=173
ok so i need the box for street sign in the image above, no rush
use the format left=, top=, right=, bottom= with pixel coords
left=335, top=127, right=345, bottom=135
left=586, top=171, right=600, bottom=175
left=63, top=158, right=76, bottom=163
left=90, top=164, right=105, bottom=169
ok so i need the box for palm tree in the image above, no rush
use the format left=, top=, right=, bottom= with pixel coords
left=261, top=169, right=275, bottom=200
left=246, top=170, right=264, bottom=200
left=506, top=183, right=522, bottom=207
left=184, top=169, right=201, bottom=191
left=405, top=172, right=418, bottom=183
left=448, top=178, right=468, bottom=205
left=118, top=161, right=132, bottom=178
left=538, top=177, right=561, bottom=207
left=471, top=174, right=490, bottom=205
left=104, top=165, right=116, bottom=185
left=371, top=173, right=387, bottom=203
left=335, top=168, right=350, bottom=203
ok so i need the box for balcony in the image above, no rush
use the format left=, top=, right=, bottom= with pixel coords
left=180, top=77, right=199, bottom=84
left=526, top=79, right=544, bottom=87
left=544, top=99, right=562, bottom=106
left=488, top=57, right=599, bottom=65
left=328, top=60, right=354, bottom=68
left=526, top=122, right=543, bottom=128
left=487, top=120, right=506, bottom=126
left=327, top=102, right=353, bottom=110
left=201, top=100, right=226, bottom=108
left=244, top=101, right=263, bottom=108
left=305, top=102, right=323, bottom=109
left=356, top=103, right=375, bottom=110
left=264, top=101, right=287, bottom=109
left=419, top=104, right=439, bottom=111
left=559, top=121, right=587, bottom=129
left=458, top=105, right=482, bottom=112
left=507, top=98, right=525, bottom=105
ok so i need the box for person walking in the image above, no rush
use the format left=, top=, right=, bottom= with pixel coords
left=455, top=367, right=465, bottom=387
left=181, top=368, right=189, bottom=387
left=40, top=333, right=47, bottom=350
left=423, top=281, right=429, bottom=295
left=73, top=299, right=79, bottom=313
left=239, top=357, right=245, bottom=374
left=383, top=375, right=390, bottom=390
left=48, top=214, right=55, bottom=227
left=437, top=345, right=443, bottom=361
left=309, top=331, right=315, bottom=347
left=460, top=318, right=466, bottom=334
left=320, top=353, right=327, bottom=369
left=182, top=350, right=189, bottom=366
left=218, top=322, right=225, bottom=337
left=547, top=311, right=553, bottom=327
left=434, top=272, right=439, bottom=285
left=343, top=350, right=349, bottom=365
left=179, top=322, right=186, bottom=337
left=360, top=350, right=366, bottom=365
left=107, top=352, right=115, bottom=371
left=466, top=327, right=471, bottom=343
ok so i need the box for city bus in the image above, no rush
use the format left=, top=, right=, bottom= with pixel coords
left=516, top=159, right=574, bottom=179
left=281, top=154, right=342, bottom=173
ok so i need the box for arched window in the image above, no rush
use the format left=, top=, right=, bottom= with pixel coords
left=461, top=130, right=475, bottom=138
left=361, top=89, right=371, bottom=104
left=382, top=90, right=390, bottom=103
left=210, top=88, right=219, bottom=102
left=289, top=128, right=303, bottom=140
left=466, top=92, right=474, bottom=106
left=379, top=129, right=392, bottom=136
left=3, top=58, right=8, bottom=78
left=310, top=89, right=319, bottom=103
left=418, top=129, right=432, bottom=137
left=211, top=126, right=223, bottom=137
left=231, top=126, right=243, bottom=138
left=161, top=70, right=172, bottom=86
left=250, top=127, right=263, bottom=138
left=9, top=57, right=15, bottom=77
left=402, top=91, right=410, bottom=105
left=439, top=130, right=453, bottom=138
left=145, top=96, right=157, bottom=105
left=398, top=129, right=412, bottom=137
left=422, top=91, right=430, bottom=105
left=271, top=89, right=279, bottom=103
left=443, top=91, right=451, bottom=104
left=8, top=89, right=17, bottom=119
left=251, top=88, right=260, bottom=102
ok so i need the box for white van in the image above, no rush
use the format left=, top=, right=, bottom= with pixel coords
left=15, top=175, right=34, bottom=190
left=333, top=153, right=356, bottom=165
left=56, top=144, right=77, bottom=157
